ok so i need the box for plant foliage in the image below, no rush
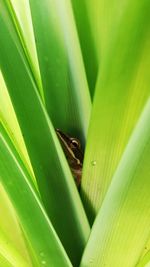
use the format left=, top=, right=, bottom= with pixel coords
left=0, top=0, right=150, bottom=267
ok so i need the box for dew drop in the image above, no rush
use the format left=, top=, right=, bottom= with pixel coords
left=91, top=160, right=97, bottom=166
left=41, top=260, right=46, bottom=265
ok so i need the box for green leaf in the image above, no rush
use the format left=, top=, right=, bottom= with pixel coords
left=0, top=184, right=33, bottom=267
left=6, top=0, right=44, bottom=101
left=29, top=0, right=91, bottom=140
left=71, top=0, right=98, bottom=97
left=135, top=237, right=150, bottom=267
left=0, top=5, right=90, bottom=265
left=85, top=0, right=130, bottom=59
left=81, top=0, right=150, bottom=223
left=0, top=123, right=72, bottom=267
left=80, top=99, right=150, bottom=267
left=0, top=70, right=35, bottom=183
left=0, top=228, right=32, bottom=267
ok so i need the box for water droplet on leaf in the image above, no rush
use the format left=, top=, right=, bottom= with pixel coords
left=91, top=160, right=97, bottom=166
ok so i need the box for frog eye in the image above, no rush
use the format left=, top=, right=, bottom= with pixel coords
left=71, top=138, right=80, bottom=148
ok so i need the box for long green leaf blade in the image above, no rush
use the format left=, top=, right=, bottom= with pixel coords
left=6, top=0, right=44, bottom=101
left=81, top=0, right=150, bottom=222
left=0, top=229, right=32, bottom=267
left=0, top=70, right=35, bottom=184
left=29, top=0, right=91, bottom=140
left=71, top=0, right=98, bottom=97
left=0, top=183, right=33, bottom=267
left=0, top=124, right=72, bottom=267
left=81, top=98, right=150, bottom=267
left=0, top=5, right=90, bottom=265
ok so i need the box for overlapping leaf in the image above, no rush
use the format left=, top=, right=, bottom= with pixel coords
left=81, top=0, right=150, bottom=223
left=71, top=0, right=98, bottom=97
left=0, top=5, right=90, bottom=265
left=0, top=124, right=72, bottom=267
left=29, top=0, right=91, bottom=141
left=81, top=98, right=150, bottom=267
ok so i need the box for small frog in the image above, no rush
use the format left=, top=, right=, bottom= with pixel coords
left=56, top=129, right=83, bottom=187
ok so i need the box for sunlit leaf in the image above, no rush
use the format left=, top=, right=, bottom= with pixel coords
left=0, top=123, right=72, bottom=267
left=81, top=0, right=150, bottom=223
left=0, top=5, right=90, bottom=265
left=81, top=99, right=150, bottom=267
